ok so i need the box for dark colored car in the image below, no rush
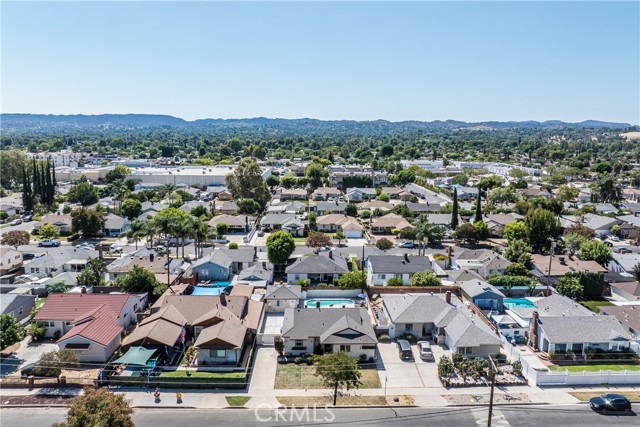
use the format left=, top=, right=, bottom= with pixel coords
left=589, top=394, right=632, bottom=413
left=22, top=253, right=36, bottom=260
left=20, top=363, right=36, bottom=377
left=397, top=339, right=414, bottom=361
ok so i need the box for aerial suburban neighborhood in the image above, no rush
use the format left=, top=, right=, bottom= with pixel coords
left=1, top=1, right=639, bottom=426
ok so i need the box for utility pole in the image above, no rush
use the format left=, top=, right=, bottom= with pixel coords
left=487, top=355, right=497, bottom=427
left=546, top=238, right=556, bottom=296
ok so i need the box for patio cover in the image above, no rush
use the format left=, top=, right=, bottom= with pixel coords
left=112, top=346, right=157, bottom=365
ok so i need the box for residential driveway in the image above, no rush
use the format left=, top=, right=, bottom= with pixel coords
left=377, top=342, right=450, bottom=390
left=0, top=337, right=58, bottom=377
left=248, top=346, right=278, bottom=392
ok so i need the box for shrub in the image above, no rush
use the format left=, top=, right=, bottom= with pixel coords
left=294, top=357, right=304, bottom=364
left=438, top=356, right=455, bottom=376
left=397, top=333, right=418, bottom=344
left=359, top=354, right=368, bottom=362
left=297, top=279, right=311, bottom=287
left=28, top=322, right=47, bottom=341
left=432, top=253, right=448, bottom=261
left=317, top=283, right=328, bottom=288
left=228, top=242, right=238, bottom=249
left=386, top=277, right=404, bottom=286
left=378, top=334, right=391, bottom=343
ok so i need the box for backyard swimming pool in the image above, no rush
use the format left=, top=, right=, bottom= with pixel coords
left=304, top=298, right=356, bottom=308
left=503, top=298, right=536, bottom=309
left=190, top=281, right=233, bottom=296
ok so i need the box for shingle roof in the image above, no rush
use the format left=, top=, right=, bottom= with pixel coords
left=444, top=311, right=502, bottom=348
left=368, top=255, right=432, bottom=274
left=265, top=285, right=302, bottom=300
left=610, top=281, right=640, bottom=298
left=285, top=254, right=349, bottom=275
left=534, top=294, right=593, bottom=317
left=282, top=307, right=376, bottom=345
left=460, top=279, right=505, bottom=299
left=194, top=319, right=246, bottom=348
left=539, top=315, right=631, bottom=343
left=599, top=305, right=640, bottom=334
left=382, top=293, right=462, bottom=324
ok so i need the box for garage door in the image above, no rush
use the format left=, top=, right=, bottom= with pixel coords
left=345, top=230, right=362, bottom=238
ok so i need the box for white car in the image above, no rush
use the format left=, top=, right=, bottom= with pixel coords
left=109, top=244, right=123, bottom=253
left=38, top=239, right=61, bottom=247
left=417, top=341, right=434, bottom=361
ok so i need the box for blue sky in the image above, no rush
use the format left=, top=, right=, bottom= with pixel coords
left=2, top=1, right=639, bottom=123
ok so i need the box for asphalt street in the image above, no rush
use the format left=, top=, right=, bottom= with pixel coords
left=1, top=405, right=637, bottom=427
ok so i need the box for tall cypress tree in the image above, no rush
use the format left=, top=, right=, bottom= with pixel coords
left=45, top=160, right=53, bottom=205
left=474, top=189, right=482, bottom=223
left=451, top=187, right=459, bottom=230
left=39, top=163, right=46, bottom=203
left=32, top=159, right=40, bottom=202
left=51, top=162, right=57, bottom=188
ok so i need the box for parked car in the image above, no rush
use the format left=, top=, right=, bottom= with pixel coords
left=589, top=394, right=632, bottom=413
left=14, top=274, right=41, bottom=284
left=22, top=253, right=36, bottom=260
left=613, top=247, right=632, bottom=254
left=22, top=214, right=33, bottom=222
left=609, top=236, right=621, bottom=242
left=398, top=241, right=415, bottom=249
left=109, top=244, right=123, bottom=253
left=211, top=239, right=230, bottom=244
left=397, top=339, right=413, bottom=361
left=77, top=243, right=95, bottom=250
left=10, top=219, right=22, bottom=226
left=417, top=341, right=434, bottom=361
left=257, top=230, right=265, bottom=237
left=38, top=239, right=61, bottom=247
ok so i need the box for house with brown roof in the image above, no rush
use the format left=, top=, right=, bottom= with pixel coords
left=34, top=213, right=73, bottom=234
left=609, top=282, right=640, bottom=302
left=278, top=188, right=308, bottom=201
left=316, top=214, right=364, bottom=238
left=311, top=187, right=342, bottom=201
left=530, top=254, right=607, bottom=284
left=599, top=305, right=640, bottom=343
left=208, top=214, right=254, bottom=233
left=125, top=294, right=264, bottom=367
left=371, top=214, right=414, bottom=234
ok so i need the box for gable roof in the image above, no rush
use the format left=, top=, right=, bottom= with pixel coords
left=539, top=315, right=631, bottom=343
left=285, top=254, right=349, bottom=275
left=265, top=284, right=302, bottom=300
left=368, top=255, right=432, bottom=274
left=382, top=293, right=462, bottom=324
left=371, top=214, right=414, bottom=229
left=282, top=307, right=376, bottom=345
left=534, top=294, right=593, bottom=317
left=599, top=305, right=640, bottom=333
left=194, top=319, right=246, bottom=348
left=530, top=254, right=606, bottom=277
left=444, top=311, right=502, bottom=348
left=35, top=293, right=133, bottom=321
left=460, top=279, right=505, bottom=299
left=609, top=281, right=640, bottom=298
left=57, top=305, right=122, bottom=347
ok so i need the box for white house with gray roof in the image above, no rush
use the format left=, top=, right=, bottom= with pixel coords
left=452, top=249, right=511, bottom=279
left=382, top=292, right=502, bottom=355
left=281, top=307, right=377, bottom=359
left=285, top=254, right=349, bottom=285
left=366, top=254, right=432, bottom=286
left=459, top=279, right=505, bottom=311
left=264, top=285, right=302, bottom=312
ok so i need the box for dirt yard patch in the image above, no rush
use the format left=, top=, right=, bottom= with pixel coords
left=277, top=395, right=414, bottom=407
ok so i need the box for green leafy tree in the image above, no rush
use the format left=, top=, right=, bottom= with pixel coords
left=120, top=198, right=142, bottom=220
left=52, top=387, right=134, bottom=427
left=334, top=231, right=347, bottom=246
left=76, top=258, right=107, bottom=288
left=592, top=173, right=623, bottom=203
left=266, top=230, right=295, bottom=265
left=503, top=221, right=527, bottom=243
left=556, top=275, right=583, bottom=299
left=503, top=239, right=532, bottom=266
left=71, top=208, right=106, bottom=237
left=105, top=165, right=131, bottom=183
left=557, top=185, right=579, bottom=202
left=610, top=224, right=622, bottom=237
left=376, top=192, right=390, bottom=202
left=452, top=223, right=477, bottom=245
left=116, top=266, right=166, bottom=300
left=563, top=232, right=587, bottom=256
left=337, top=271, right=366, bottom=290
left=410, top=270, right=441, bottom=287
left=473, top=221, right=491, bottom=239
left=345, top=204, right=358, bottom=217
left=47, top=280, right=68, bottom=294
left=280, top=173, right=297, bottom=189
left=473, top=193, right=482, bottom=223
left=506, top=262, right=529, bottom=277
left=67, top=179, right=99, bottom=206
left=631, top=262, right=640, bottom=282
left=236, top=198, right=261, bottom=214
left=451, top=174, right=468, bottom=186
left=375, top=238, right=393, bottom=251
left=415, top=217, right=445, bottom=255
left=216, top=222, right=228, bottom=238
left=33, top=349, right=80, bottom=377
left=579, top=240, right=612, bottom=266
left=524, top=208, right=560, bottom=253
left=0, top=314, right=24, bottom=350
left=225, top=158, right=271, bottom=205
left=1, top=230, right=30, bottom=248
left=312, top=352, right=362, bottom=406
left=387, top=277, right=404, bottom=286
left=40, top=223, right=60, bottom=240
left=304, top=162, right=328, bottom=190
left=28, top=322, right=46, bottom=341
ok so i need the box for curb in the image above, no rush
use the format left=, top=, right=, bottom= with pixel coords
left=446, top=402, right=552, bottom=407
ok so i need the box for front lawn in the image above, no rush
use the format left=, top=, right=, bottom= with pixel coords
left=569, top=391, right=640, bottom=402
left=226, top=396, right=251, bottom=406
left=274, top=363, right=381, bottom=389
left=579, top=300, right=614, bottom=313
left=548, top=363, right=640, bottom=372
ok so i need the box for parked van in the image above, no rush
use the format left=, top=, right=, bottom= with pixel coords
left=397, top=339, right=413, bottom=361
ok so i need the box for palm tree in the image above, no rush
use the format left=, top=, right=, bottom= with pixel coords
left=189, top=216, right=209, bottom=259
left=414, top=215, right=445, bottom=256
left=110, top=179, right=130, bottom=211
left=122, top=219, right=145, bottom=250
left=176, top=217, right=193, bottom=259
left=158, top=184, right=177, bottom=204
left=141, top=220, right=157, bottom=248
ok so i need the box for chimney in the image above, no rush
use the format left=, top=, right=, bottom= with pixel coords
left=81, top=286, right=87, bottom=294
left=445, top=291, right=451, bottom=304
left=220, top=292, right=226, bottom=305
left=530, top=310, right=539, bottom=350
left=329, top=251, right=333, bottom=260
left=150, top=253, right=154, bottom=262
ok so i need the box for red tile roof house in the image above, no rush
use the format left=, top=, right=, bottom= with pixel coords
left=34, top=293, right=147, bottom=362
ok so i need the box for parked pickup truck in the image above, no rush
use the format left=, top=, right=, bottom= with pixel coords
left=38, top=239, right=61, bottom=247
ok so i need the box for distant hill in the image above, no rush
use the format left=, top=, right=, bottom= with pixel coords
left=0, top=113, right=634, bottom=133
